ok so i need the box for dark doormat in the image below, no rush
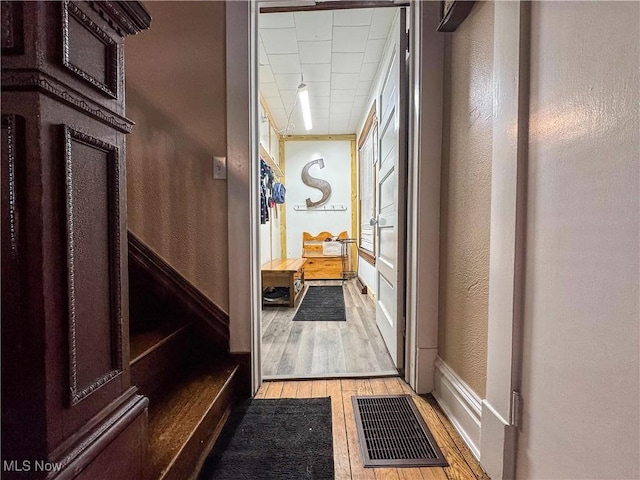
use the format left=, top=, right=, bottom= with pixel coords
left=293, top=286, right=346, bottom=321
left=198, top=398, right=334, bottom=480
left=352, top=395, right=448, bottom=468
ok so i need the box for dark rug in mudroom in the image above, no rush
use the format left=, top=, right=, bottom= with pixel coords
left=198, top=398, right=334, bottom=480
left=293, top=286, right=346, bottom=321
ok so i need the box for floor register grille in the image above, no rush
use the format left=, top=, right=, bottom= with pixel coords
left=352, top=395, right=449, bottom=468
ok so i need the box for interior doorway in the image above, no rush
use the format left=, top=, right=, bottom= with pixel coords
left=256, top=4, right=410, bottom=380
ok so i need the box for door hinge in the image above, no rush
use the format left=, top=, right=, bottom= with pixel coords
left=406, top=30, right=410, bottom=54
left=510, top=390, right=521, bottom=428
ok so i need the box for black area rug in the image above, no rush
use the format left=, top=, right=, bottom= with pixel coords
left=199, top=398, right=334, bottom=480
left=293, top=286, right=346, bottom=321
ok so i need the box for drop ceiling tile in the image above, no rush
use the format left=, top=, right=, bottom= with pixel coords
left=306, top=81, right=331, bottom=97
left=294, top=11, right=333, bottom=41
left=332, top=53, right=364, bottom=74
left=266, top=96, right=286, bottom=113
left=331, top=89, right=357, bottom=102
left=333, top=8, right=373, bottom=26
left=260, top=64, right=275, bottom=83
left=330, top=103, right=352, bottom=114
left=261, top=28, right=298, bottom=55
left=279, top=89, right=298, bottom=106
left=261, top=82, right=280, bottom=98
left=363, top=38, right=387, bottom=63
left=259, top=40, right=269, bottom=65
left=274, top=73, right=302, bottom=90
left=369, top=8, right=397, bottom=39
left=313, top=118, right=330, bottom=133
left=359, top=62, right=380, bottom=82
left=301, top=63, right=331, bottom=82
left=309, top=96, right=330, bottom=109
left=353, top=95, right=369, bottom=109
left=260, top=12, right=295, bottom=29
left=333, top=26, right=369, bottom=53
left=298, top=41, right=332, bottom=64
left=356, top=80, right=373, bottom=96
left=268, top=54, right=301, bottom=74
left=329, top=121, right=350, bottom=134
left=313, top=108, right=330, bottom=119
left=331, top=73, right=360, bottom=90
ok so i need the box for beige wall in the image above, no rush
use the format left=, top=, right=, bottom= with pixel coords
left=438, top=1, right=493, bottom=398
left=125, top=2, right=229, bottom=311
left=517, top=2, right=639, bottom=478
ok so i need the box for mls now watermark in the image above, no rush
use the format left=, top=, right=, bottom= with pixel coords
left=3, top=460, right=63, bottom=473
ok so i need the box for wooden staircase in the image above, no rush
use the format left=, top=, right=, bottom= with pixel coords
left=128, top=232, right=248, bottom=480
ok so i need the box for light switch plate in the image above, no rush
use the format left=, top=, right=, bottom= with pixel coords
left=213, top=156, right=226, bottom=179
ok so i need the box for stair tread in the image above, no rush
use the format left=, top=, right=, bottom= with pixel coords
left=130, top=323, right=188, bottom=364
left=147, top=359, right=238, bottom=480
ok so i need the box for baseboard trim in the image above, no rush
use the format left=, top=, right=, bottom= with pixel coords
left=433, top=356, right=482, bottom=460
left=356, top=276, right=368, bottom=294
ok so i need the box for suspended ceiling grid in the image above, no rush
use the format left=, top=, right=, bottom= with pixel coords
left=259, top=8, right=397, bottom=136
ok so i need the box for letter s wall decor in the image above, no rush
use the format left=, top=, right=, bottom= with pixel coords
left=301, top=157, right=332, bottom=208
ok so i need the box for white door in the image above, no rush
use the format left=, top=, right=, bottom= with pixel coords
left=375, top=9, right=408, bottom=369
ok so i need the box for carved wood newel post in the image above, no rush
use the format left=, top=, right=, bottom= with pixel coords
left=1, top=2, right=151, bottom=478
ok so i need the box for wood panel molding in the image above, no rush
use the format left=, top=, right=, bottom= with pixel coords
left=1, top=69, right=133, bottom=132
left=64, top=125, right=123, bottom=406
left=62, top=0, right=118, bottom=98
left=128, top=231, right=230, bottom=349
left=52, top=392, right=148, bottom=475
left=1, top=1, right=24, bottom=55
left=87, top=1, right=152, bottom=37
left=1, top=114, right=25, bottom=256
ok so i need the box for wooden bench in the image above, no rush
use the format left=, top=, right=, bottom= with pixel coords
left=261, top=258, right=306, bottom=307
left=302, top=231, right=347, bottom=280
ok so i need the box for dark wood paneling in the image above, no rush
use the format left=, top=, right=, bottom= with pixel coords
left=128, top=232, right=230, bottom=349
left=64, top=125, right=123, bottom=406
left=2, top=2, right=150, bottom=479
left=1, top=1, right=24, bottom=55
left=62, top=1, right=118, bottom=98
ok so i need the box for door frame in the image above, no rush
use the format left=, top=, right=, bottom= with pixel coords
left=226, top=0, right=444, bottom=396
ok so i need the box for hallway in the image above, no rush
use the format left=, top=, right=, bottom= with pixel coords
left=256, top=377, right=488, bottom=480
left=262, top=280, right=397, bottom=378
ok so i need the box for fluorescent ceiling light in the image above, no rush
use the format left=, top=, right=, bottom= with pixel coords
left=298, top=83, right=313, bottom=131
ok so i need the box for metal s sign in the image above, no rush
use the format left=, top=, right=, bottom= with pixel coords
left=301, top=157, right=332, bottom=208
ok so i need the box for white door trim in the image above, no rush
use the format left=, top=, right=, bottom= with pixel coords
left=481, top=1, right=530, bottom=478
left=226, top=0, right=262, bottom=394
left=405, top=1, right=444, bottom=393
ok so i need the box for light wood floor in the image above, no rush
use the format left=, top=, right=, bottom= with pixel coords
left=261, top=280, right=397, bottom=379
left=255, top=377, right=489, bottom=480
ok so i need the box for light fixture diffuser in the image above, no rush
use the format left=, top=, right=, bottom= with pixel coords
left=298, top=83, right=313, bottom=131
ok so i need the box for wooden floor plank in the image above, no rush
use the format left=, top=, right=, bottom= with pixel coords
left=327, top=379, right=352, bottom=480
left=280, top=380, right=299, bottom=398
left=311, top=379, right=328, bottom=397
left=263, top=381, right=285, bottom=399
left=296, top=380, right=313, bottom=398
left=343, top=386, right=369, bottom=480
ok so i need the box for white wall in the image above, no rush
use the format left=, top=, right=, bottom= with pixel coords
left=259, top=209, right=282, bottom=264
left=517, top=2, right=639, bottom=479
left=284, top=140, right=353, bottom=258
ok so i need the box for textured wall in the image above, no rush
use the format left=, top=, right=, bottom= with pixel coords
left=517, top=2, right=640, bottom=478
left=438, top=1, right=493, bottom=398
left=126, top=2, right=229, bottom=311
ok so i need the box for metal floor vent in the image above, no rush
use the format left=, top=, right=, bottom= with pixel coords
left=352, top=395, right=449, bottom=468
